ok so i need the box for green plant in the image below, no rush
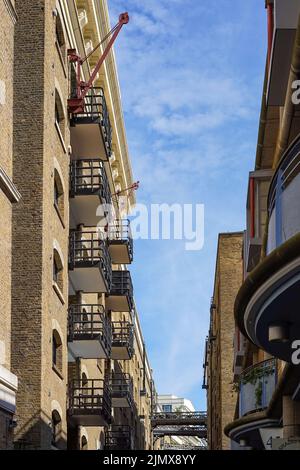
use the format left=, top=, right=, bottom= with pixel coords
left=233, top=362, right=276, bottom=395
left=254, top=381, right=263, bottom=408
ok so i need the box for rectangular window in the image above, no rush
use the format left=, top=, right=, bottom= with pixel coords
left=162, top=404, right=172, bottom=412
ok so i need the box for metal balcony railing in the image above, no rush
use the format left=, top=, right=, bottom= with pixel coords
left=104, top=425, right=132, bottom=450
left=107, top=219, right=133, bottom=262
left=161, top=443, right=207, bottom=451
left=111, top=270, right=133, bottom=306
left=69, top=231, right=112, bottom=290
left=70, top=159, right=111, bottom=205
left=68, top=304, right=111, bottom=354
left=68, top=379, right=111, bottom=421
left=151, top=411, right=207, bottom=427
left=111, top=321, right=134, bottom=351
left=153, top=426, right=207, bottom=438
left=70, top=87, right=112, bottom=156
left=111, top=373, right=134, bottom=405
left=239, top=358, right=277, bottom=417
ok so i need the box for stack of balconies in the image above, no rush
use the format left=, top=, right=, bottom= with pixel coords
left=237, top=135, right=300, bottom=363
left=67, top=86, right=136, bottom=431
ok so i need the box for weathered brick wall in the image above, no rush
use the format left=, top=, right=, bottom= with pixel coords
left=207, top=233, right=243, bottom=450
left=0, top=0, right=17, bottom=450
left=0, top=0, right=15, bottom=373
left=11, top=0, right=69, bottom=449
left=219, top=234, right=243, bottom=449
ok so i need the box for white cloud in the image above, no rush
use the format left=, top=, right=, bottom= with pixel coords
left=109, top=0, right=264, bottom=407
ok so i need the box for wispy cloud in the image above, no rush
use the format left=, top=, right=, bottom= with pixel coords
left=109, top=0, right=266, bottom=408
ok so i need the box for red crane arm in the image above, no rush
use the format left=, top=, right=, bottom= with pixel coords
left=82, top=13, right=128, bottom=100
left=67, top=12, right=129, bottom=113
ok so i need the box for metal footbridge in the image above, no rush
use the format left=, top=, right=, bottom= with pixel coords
left=151, top=412, right=207, bottom=449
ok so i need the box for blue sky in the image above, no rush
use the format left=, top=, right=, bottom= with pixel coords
left=108, top=0, right=267, bottom=410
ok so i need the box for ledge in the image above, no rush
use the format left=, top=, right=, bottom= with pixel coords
left=55, top=121, right=67, bottom=154
left=52, top=364, right=64, bottom=381
left=55, top=42, right=67, bottom=78
left=0, top=365, right=18, bottom=414
left=3, top=0, right=17, bottom=24
left=0, top=167, right=21, bottom=203
left=52, top=282, right=65, bottom=305
left=54, top=203, right=65, bottom=229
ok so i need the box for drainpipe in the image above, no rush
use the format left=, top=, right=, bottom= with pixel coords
left=267, top=1, right=274, bottom=69
left=255, top=61, right=268, bottom=170
left=273, top=15, right=300, bottom=169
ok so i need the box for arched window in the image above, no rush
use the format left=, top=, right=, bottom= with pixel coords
left=53, top=248, right=63, bottom=292
left=52, top=329, right=63, bottom=372
left=55, top=90, right=65, bottom=138
left=54, top=169, right=64, bottom=220
left=81, top=435, right=88, bottom=450
left=55, top=13, right=66, bottom=61
left=51, top=410, right=62, bottom=448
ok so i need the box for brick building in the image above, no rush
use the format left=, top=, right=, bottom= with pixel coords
left=0, top=0, right=155, bottom=450
left=205, top=0, right=300, bottom=451
left=204, top=233, right=243, bottom=450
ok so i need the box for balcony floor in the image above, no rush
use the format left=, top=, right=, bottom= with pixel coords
left=68, top=338, right=109, bottom=360
left=111, top=345, right=132, bottom=360
left=69, top=264, right=109, bottom=294
left=70, top=196, right=106, bottom=228
left=111, top=396, right=131, bottom=408
left=68, top=410, right=110, bottom=427
left=108, top=243, right=132, bottom=265
left=70, top=122, right=108, bottom=160
left=106, top=295, right=132, bottom=312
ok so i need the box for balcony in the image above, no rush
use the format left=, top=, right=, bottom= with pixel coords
left=239, top=359, right=277, bottom=417
left=225, top=359, right=280, bottom=449
left=104, top=425, right=132, bottom=450
left=236, top=136, right=300, bottom=362
left=69, top=231, right=112, bottom=294
left=267, top=0, right=300, bottom=106
left=70, top=87, right=112, bottom=159
left=244, top=170, right=273, bottom=274
left=111, top=321, right=134, bottom=360
left=111, top=373, right=133, bottom=408
left=68, top=379, right=111, bottom=426
left=107, top=220, right=133, bottom=264
left=69, top=159, right=111, bottom=227
left=106, top=270, right=134, bottom=312
left=68, top=304, right=111, bottom=360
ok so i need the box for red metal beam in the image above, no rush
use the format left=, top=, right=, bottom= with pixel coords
left=68, top=12, right=129, bottom=114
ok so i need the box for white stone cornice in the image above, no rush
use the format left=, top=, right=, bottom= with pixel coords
left=3, top=0, right=17, bottom=24
left=0, top=167, right=21, bottom=203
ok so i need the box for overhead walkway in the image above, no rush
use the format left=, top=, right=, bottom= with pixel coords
left=151, top=411, right=207, bottom=448
left=151, top=411, right=207, bottom=427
